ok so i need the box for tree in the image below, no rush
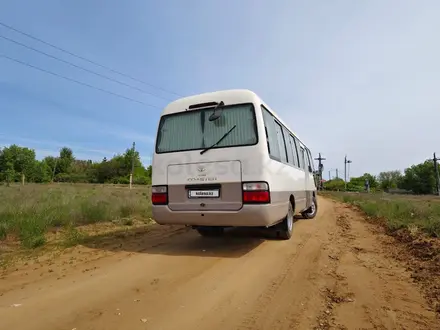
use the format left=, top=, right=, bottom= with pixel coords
left=361, top=173, right=378, bottom=189
left=31, top=161, right=51, bottom=183
left=346, top=173, right=378, bottom=192
left=378, top=170, right=402, bottom=191
left=146, top=165, right=152, bottom=179
left=324, top=178, right=345, bottom=191
left=400, top=160, right=438, bottom=194
left=42, top=156, right=57, bottom=179
left=0, top=143, right=151, bottom=185
left=0, top=145, right=37, bottom=183
left=4, top=161, right=15, bottom=186
left=58, top=147, right=75, bottom=174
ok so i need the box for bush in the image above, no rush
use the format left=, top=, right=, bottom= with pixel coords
left=0, top=184, right=153, bottom=248
left=327, top=192, right=440, bottom=237
left=134, top=176, right=151, bottom=185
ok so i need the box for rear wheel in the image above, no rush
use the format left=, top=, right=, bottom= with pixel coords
left=277, top=199, right=294, bottom=240
left=302, top=195, right=318, bottom=219
left=196, top=226, right=225, bottom=237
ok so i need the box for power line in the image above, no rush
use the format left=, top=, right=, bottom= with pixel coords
left=0, top=21, right=182, bottom=98
left=0, top=34, right=173, bottom=102
left=0, top=54, right=160, bottom=108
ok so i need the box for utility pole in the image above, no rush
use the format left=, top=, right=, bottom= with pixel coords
left=314, top=153, right=326, bottom=190
left=336, top=168, right=339, bottom=179
left=434, top=152, right=440, bottom=196
left=344, top=155, right=352, bottom=191
left=328, top=168, right=338, bottom=180
left=129, top=142, right=135, bottom=190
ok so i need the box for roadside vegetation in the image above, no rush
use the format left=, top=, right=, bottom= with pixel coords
left=322, top=156, right=440, bottom=237
left=322, top=190, right=440, bottom=315
left=0, top=144, right=152, bottom=185
left=324, top=158, right=439, bottom=195
left=2, top=142, right=439, bottom=250
left=0, top=143, right=154, bottom=254
left=323, top=191, right=440, bottom=238
left=0, top=184, right=153, bottom=250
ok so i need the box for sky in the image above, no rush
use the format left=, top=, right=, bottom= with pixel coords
left=1, top=0, right=439, bottom=178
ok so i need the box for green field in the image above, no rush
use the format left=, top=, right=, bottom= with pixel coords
left=0, top=184, right=152, bottom=249
left=3, top=184, right=440, bottom=251
left=322, top=191, right=440, bottom=237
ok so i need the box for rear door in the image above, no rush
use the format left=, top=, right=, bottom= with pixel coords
left=167, top=160, right=242, bottom=211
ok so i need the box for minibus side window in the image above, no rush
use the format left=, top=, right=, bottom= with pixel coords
left=289, top=134, right=300, bottom=167
left=304, top=149, right=312, bottom=171
left=306, top=149, right=314, bottom=172
left=298, top=144, right=306, bottom=170
left=261, top=106, right=281, bottom=161
left=283, top=128, right=294, bottom=166
left=274, top=121, right=288, bottom=163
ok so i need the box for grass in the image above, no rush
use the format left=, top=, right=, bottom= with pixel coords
left=323, top=191, right=440, bottom=237
left=0, top=183, right=152, bottom=249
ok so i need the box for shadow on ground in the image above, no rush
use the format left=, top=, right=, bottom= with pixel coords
left=80, top=217, right=304, bottom=259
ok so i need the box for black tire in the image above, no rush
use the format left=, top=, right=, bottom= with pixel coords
left=196, top=226, right=225, bottom=237
left=277, top=199, right=295, bottom=240
left=302, top=195, right=318, bottom=219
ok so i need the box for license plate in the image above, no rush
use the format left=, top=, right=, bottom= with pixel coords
left=188, top=189, right=220, bottom=198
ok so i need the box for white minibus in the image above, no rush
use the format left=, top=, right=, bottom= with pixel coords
left=151, top=89, right=318, bottom=239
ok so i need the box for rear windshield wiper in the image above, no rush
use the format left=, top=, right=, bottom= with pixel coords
left=200, top=125, right=237, bottom=155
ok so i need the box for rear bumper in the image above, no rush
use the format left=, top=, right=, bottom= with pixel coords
left=152, top=203, right=286, bottom=227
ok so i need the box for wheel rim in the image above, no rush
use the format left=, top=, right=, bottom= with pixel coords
left=287, top=201, right=294, bottom=232
left=308, top=200, right=316, bottom=215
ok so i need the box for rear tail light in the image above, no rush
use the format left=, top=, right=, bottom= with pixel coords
left=243, top=191, right=270, bottom=203
left=242, top=182, right=270, bottom=204
left=152, top=185, right=168, bottom=205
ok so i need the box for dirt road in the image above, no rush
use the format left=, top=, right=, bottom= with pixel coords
left=0, top=198, right=438, bottom=330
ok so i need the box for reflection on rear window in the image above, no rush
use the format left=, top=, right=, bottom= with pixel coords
left=156, top=104, right=257, bottom=153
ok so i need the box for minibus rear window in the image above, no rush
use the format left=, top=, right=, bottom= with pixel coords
left=156, top=103, right=258, bottom=154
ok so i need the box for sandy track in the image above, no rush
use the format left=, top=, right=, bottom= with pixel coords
left=0, top=198, right=438, bottom=330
